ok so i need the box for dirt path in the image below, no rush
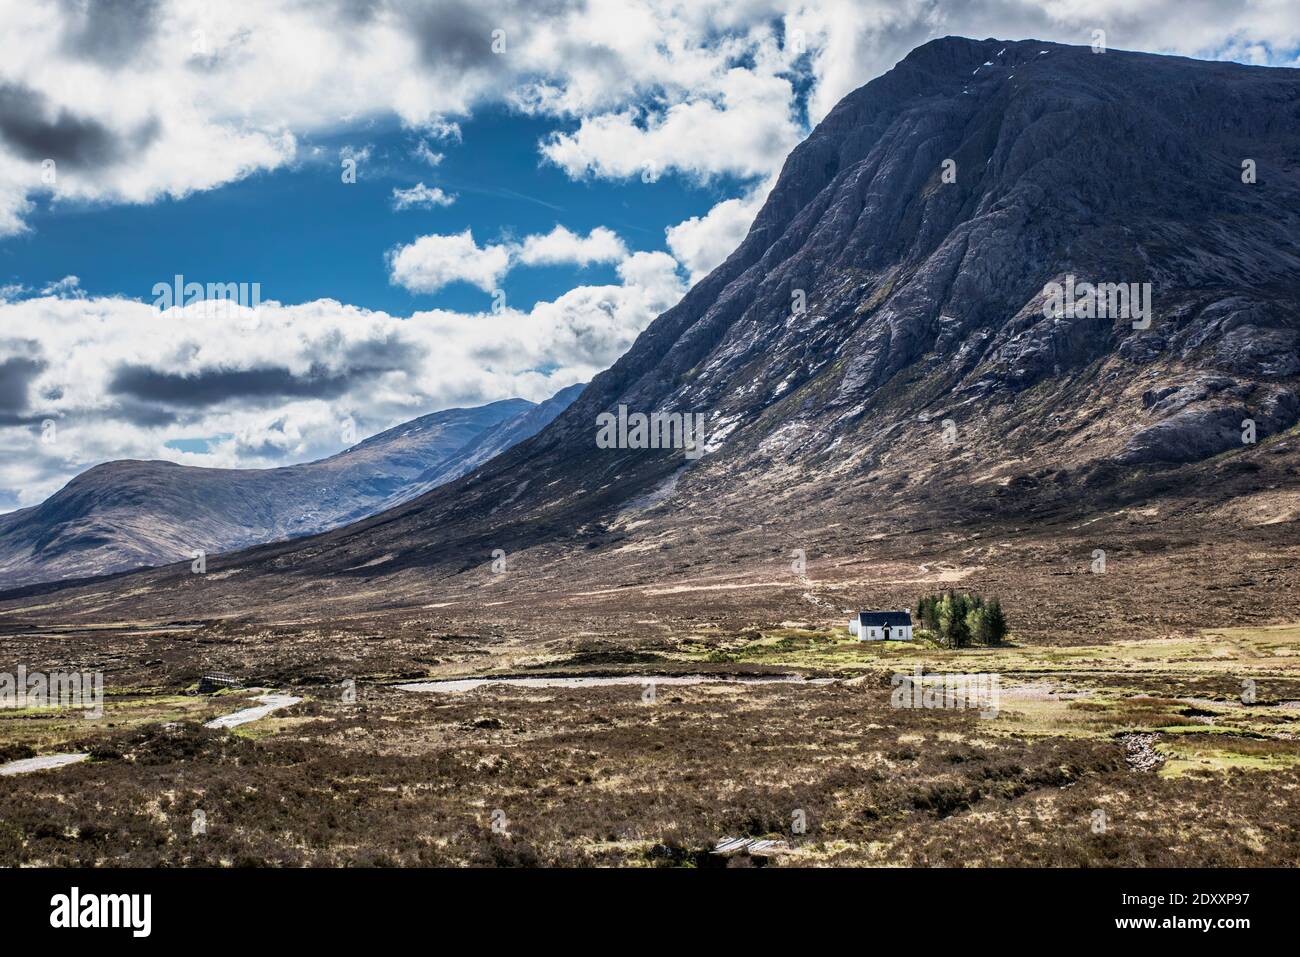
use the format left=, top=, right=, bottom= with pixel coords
left=0, top=753, right=89, bottom=776
left=1, top=691, right=302, bottom=777
left=203, top=692, right=302, bottom=729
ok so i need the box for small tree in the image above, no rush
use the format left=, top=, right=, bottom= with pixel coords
left=939, top=592, right=971, bottom=648
left=916, top=595, right=939, bottom=633
left=952, top=593, right=971, bottom=648
left=984, top=598, right=1007, bottom=644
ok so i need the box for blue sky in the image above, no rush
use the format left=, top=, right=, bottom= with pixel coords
left=0, top=107, right=748, bottom=316
left=1, top=0, right=1298, bottom=511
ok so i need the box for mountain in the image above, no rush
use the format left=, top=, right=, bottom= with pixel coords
left=6, top=38, right=1300, bottom=636
left=0, top=386, right=583, bottom=589
left=371, top=383, right=587, bottom=511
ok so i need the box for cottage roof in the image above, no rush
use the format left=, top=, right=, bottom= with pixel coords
left=855, top=611, right=912, bottom=627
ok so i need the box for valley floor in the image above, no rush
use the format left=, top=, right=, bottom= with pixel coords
left=2, top=619, right=1299, bottom=866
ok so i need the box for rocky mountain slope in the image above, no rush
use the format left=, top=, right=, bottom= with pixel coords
left=0, top=386, right=582, bottom=589
left=5, top=38, right=1300, bottom=634
left=371, top=383, right=586, bottom=512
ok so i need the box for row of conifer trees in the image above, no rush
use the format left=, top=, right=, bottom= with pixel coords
left=914, top=592, right=1007, bottom=647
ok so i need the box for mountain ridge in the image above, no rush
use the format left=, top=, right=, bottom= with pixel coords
left=4, top=37, right=1300, bottom=636
left=0, top=386, right=583, bottom=589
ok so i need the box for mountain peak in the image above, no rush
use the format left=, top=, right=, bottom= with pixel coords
left=7, top=41, right=1300, bottom=629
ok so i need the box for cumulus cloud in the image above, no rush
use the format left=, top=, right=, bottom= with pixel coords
left=0, top=81, right=156, bottom=170
left=516, top=225, right=627, bottom=267
left=6, top=0, right=1300, bottom=508
left=0, top=352, right=47, bottom=425
left=539, top=67, right=803, bottom=182
left=388, top=225, right=634, bottom=293
left=58, top=0, right=161, bottom=68
left=0, top=254, right=685, bottom=507
left=391, top=182, right=456, bottom=209
left=0, top=1, right=1296, bottom=236
left=387, top=229, right=513, bottom=294
left=665, top=185, right=769, bottom=284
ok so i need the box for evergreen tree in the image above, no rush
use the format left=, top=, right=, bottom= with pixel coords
left=915, top=595, right=937, bottom=633
left=984, top=597, right=1007, bottom=644
left=917, top=593, right=1000, bottom=645
left=949, top=593, right=971, bottom=648
left=939, top=593, right=971, bottom=648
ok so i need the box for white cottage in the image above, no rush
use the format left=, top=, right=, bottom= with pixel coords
left=849, top=610, right=913, bottom=641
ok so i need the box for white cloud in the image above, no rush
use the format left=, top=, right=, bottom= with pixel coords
left=0, top=254, right=685, bottom=508
left=421, top=119, right=462, bottom=144
left=516, top=225, right=627, bottom=267
left=39, top=274, right=84, bottom=298
left=665, top=185, right=768, bottom=284
left=387, top=229, right=513, bottom=293
left=339, top=144, right=372, bottom=164
left=539, top=66, right=804, bottom=182
left=615, top=250, right=683, bottom=298
left=1, top=0, right=1298, bottom=235
left=391, top=182, right=456, bottom=210
left=389, top=225, right=635, bottom=293
left=413, top=140, right=445, bottom=167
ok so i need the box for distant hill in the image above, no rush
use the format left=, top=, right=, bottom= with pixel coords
left=0, top=385, right=583, bottom=588
left=372, top=383, right=587, bottom=510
